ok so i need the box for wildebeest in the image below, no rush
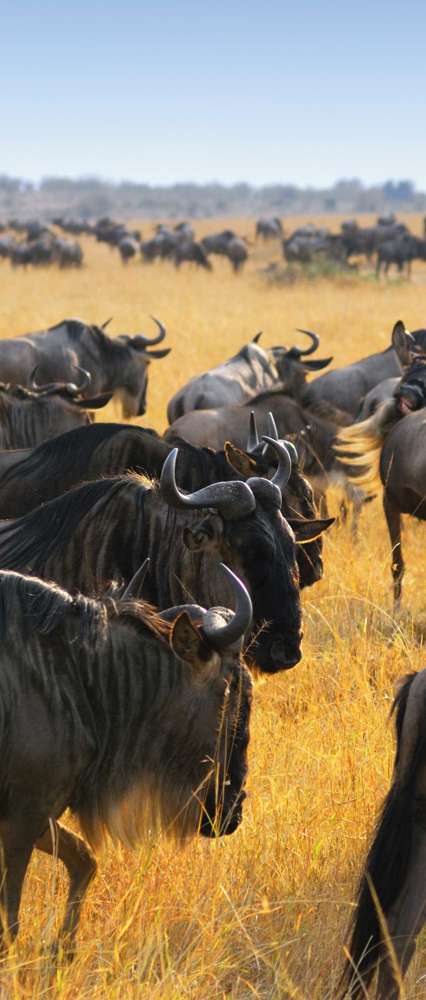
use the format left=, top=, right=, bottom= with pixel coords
left=166, top=329, right=330, bottom=423
left=335, top=355, right=426, bottom=608
left=302, top=321, right=414, bottom=418
left=256, top=217, right=283, bottom=240
left=118, top=236, right=140, bottom=263
left=174, top=240, right=212, bottom=270
left=225, top=237, right=249, bottom=272
left=0, top=444, right=331, bottom=672
left=53, top=238, right=83, bottom=268
left=201, top=230, right=237, bottom=257
left=0, top=316, right=170, bottom=418
left=0, top=564, right=252, bottom=957
left=0, top=418, right=330, bottom=589
left=0, top=375, right=111, bottom=449
left=341, top=671, right=426, bottom=999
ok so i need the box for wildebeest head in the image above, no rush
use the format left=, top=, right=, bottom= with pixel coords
left=271, top=329, right=333, bottom=396
left=160, top=447, right=330, bottom=673
left=115, top=317, right=171, bottom=417
left=394, top=355, right=426, bottom=416
left=158, top=564, right=253, bottom=836
left=223, top=410, right=333, bottom=588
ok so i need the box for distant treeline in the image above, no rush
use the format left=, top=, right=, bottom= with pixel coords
left=0, top=175, right=425, bottom=220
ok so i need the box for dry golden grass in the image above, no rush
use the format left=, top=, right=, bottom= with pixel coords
left=1, top=216, right=426, bottom=998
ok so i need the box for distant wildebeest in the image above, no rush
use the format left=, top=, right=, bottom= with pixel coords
left=54, top=238, right=83, bottom=268
left=167, top=329, right=330, bottom=422
left=302, top=321, right=414, bottom=418
left=0, top=444, right=330, bottom=672
left=256, top=217, right=283, bottom=240
left=0, top=418, right=331, bottom=590
left=0, top=564, right=253, bottom=958
left=341, top=670, right=426, bottom=999
left=174, top=240, right=212, bottom=270
left=118, top=236, right=140, bottom=263
left=225, top=236, right=248, bottom=273
left=335, top=355, right=426, bottom=608
left=201, top=230, right=237, bottom=257
left=0, top=374, right=111, bottom=450
left=375, top=233, right=420, bottom=277
left=0, top=316, right=170, bottom=418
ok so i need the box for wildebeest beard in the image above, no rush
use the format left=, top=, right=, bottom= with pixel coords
left=0, top=473, right=303, bottom=673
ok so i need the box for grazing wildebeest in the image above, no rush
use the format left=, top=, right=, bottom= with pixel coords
left=174, top=240, right=212, bottom=270
left=225, top=237, right=248, bottom=272
left=0, top=419, right=331, bottom=589
left=0, top=564, right=252, bottom=958
left=0, top=444, right=330, bottom=672
left=256, top=217, right=283, bottom=240
left=53, top=238, right=83, bottom=268
left=0, top=375, right=111, bottom=449
left=302, top=321, right=414, bottom=418
left=118, top=236, right=140, bottom=263
left=166, top=329, right=330, bottom=422
left=341, top=671, right=426, bottom=999
left=335, top=355, right=426, bottom=608
left=0, top=316, right=170, bottom=418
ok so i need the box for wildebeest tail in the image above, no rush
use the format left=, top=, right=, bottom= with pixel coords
left=341, top=672, right=426, bottom=997
left=333, top=398, right=398, bottom=497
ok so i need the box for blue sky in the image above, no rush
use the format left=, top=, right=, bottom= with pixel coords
left=1, top=0, right=425, bottom=186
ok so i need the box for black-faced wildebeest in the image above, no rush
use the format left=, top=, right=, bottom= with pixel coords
left=0, top=375, right=111, bottom=449
left=0, top=316, right=170, bottom=418
left=0, top=444, right=331, bottom=672
left=341, top=671, right=426, bottom=999
left=173, top=240, right=212, bottom=270
left=166, top=329, right=330, bottom=422
left=0, top=564, right=252, bottom=958
left=335, top=355, right=426, bottom=608
left=302, top=321, right=414, bottom=418
left=0, top=419, right=331, bottom=589
left=256, top=217, right=283, bottom=240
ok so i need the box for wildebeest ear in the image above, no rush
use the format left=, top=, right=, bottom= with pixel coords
left=183, top=515, right=223, bottom=551
left=170, top=612, right=208, bottom=667
left=224, top=442, right=257, bottom=478
left=75, top=392, right=113, bottom=409
left=392, top=320, right=415, bottom=365
left=288, top=516, right=335, bottom=543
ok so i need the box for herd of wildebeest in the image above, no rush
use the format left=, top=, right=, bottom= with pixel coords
left=2, top=312, right=426, bottom=996
left=1, top=212, right=426, bottom=277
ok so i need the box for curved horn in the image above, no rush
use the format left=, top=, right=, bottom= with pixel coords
left=261, top=437, right=292, bottom=491
left=120, top=557, right=150, bottom=601
left=252, top=331, right=263, bottom=344
left=294, top=328, right=320, bottom=356
left=101, top=317, right=113, bottom=330
left=247, top=411, right=260, bottom=453
left=132, top=316, right=166, bottom=349
left=160, top=449, right=256, bottom=520
left=266, top=411, right=279, bottom=440
left=29, top=365, right=91, bottom=396
left=202, top=564, right=253, bottom=650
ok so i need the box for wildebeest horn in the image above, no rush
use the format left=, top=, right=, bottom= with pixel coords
left=266, top=411, right=279, bottom=440
left=132, top=316, right=166, bottom=349
left=201, top=564, right=252, bottom=650
left=159, top=564, right=252, bottom=651
left=101, top=317, right=113, bottom=330
left=29, top=365, right=92, bottom=396
left=260, top=437, right=292, bottom=491
left=294, top=328, right=320, bottom=356
left=264, top=414, right=298, bottom=466
left=252, top=331, right=262, bottom=343
left=247, top=411, right=260, bottom=453
left=120, top=557, right=150, bottom=600
left=160, top=448, right=256, bottom=519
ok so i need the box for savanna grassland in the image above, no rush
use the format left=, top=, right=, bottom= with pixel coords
left=2, top=216, right=426, bottom=999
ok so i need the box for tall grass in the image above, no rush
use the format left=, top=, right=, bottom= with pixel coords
left=1, top=216, right=426, bottom=997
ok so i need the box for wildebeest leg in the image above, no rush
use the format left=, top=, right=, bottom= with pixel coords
left=35, top=821, right=97, bottom=959
left=0, top=823, right=34, bottom=950
left=383, top=493, right=403, bottom=611
left=376, top=816, right=426, bottom=1000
